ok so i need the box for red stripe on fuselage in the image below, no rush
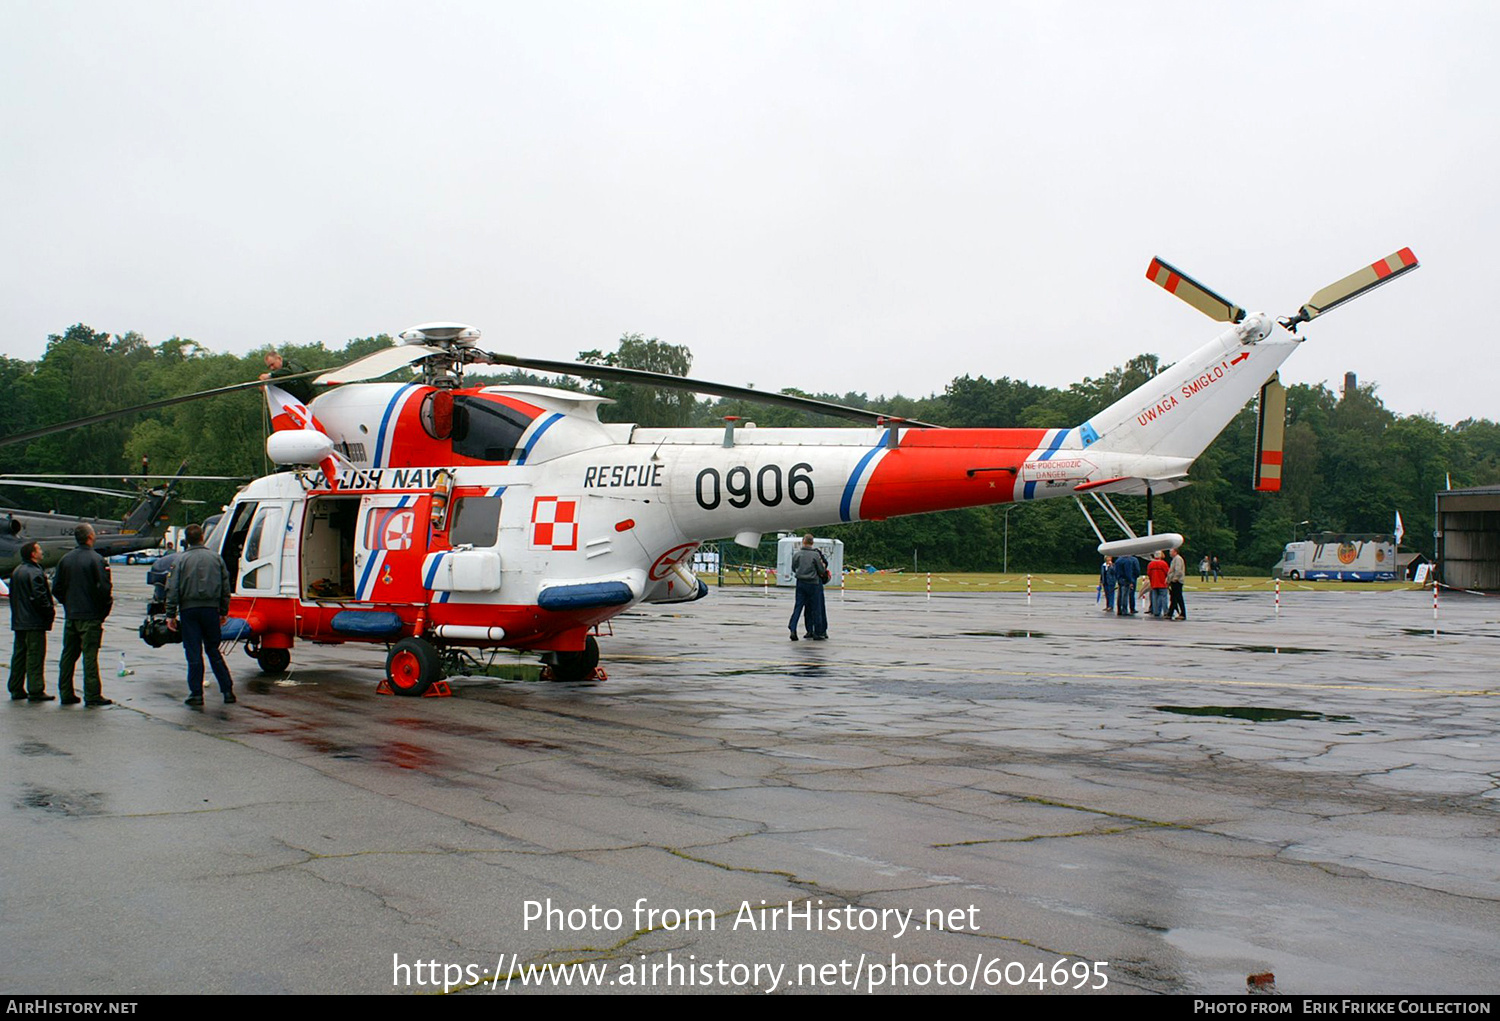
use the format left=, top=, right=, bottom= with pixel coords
left=228, top=595, right=615, bottom=652
left=857, top=428, right=1046, bottom=520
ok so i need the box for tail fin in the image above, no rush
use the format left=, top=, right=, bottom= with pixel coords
left=118, top=460, right=188, bottom=537
left=1079, top=315, right=1298, bottom=461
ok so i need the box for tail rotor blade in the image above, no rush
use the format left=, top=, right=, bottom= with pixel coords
left=1146, top=257, right=1247, bottom=323
left=1280, top=247, right=1419, bottom=332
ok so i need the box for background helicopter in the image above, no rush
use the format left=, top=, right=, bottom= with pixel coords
left=0, top=464, right=201, bottom=578
left=0, top=250, right=1418, bottom=691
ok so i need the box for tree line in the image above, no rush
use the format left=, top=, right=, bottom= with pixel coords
left=3, top=325, right=1495, bottom=574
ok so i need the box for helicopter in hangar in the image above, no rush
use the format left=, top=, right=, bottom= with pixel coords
left=1, top=249, right=1418, bottom=692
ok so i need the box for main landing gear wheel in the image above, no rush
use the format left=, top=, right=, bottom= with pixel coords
left=386, top=637, right=442, bottom=696
left=255, top=648, right=290, bottom=675
left=548, top=635, right=600, bottom=683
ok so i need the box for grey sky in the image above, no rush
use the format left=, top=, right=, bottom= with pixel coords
left=3, top=1, right=1495, bottom=422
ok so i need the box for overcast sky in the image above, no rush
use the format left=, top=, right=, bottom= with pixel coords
left=3, top=1, right=1495, bottom=422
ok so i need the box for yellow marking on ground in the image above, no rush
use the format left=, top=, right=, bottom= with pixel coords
left=607, top=654, right=1498, bottom=698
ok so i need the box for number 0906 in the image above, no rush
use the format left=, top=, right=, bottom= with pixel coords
left=695, top=463, right=814, bottom=510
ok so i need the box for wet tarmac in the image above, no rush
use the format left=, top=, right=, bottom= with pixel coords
left=3, top=569, right=1498, bottom=995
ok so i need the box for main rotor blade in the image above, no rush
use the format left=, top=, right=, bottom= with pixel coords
left=0, top=369, right=323, bottom=449
left=1281, top=247, right=1419, bottom=332
left=1146, top=257, right=1247, bottom=323
left=1, top=474, right=250, bottom=481
left=480, top=352, right=940, bottom=428
left=0, top=480, right=141, bottom=499
left=315, top=344, right=444, bottom=384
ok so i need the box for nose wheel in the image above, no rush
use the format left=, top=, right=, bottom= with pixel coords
left=243, top=637, right=291, bottom=675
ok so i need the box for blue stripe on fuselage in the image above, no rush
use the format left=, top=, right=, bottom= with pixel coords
left=516, top=413, right=563, bottom=465
left=840, top=433, right=890, bottom=522
left=1022, top=429, right=1067, bottom=500
left=373, top=384, right=418, bottom=468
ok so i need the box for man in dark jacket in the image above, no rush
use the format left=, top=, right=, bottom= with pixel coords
left=258, top=351, right=314, bottom=404
left=166, top=522, right=235, bottom=706
left=1114, top=554, right=1140, bottom=616
left=788, top=535, right=829, bottom=640
left=52, top=524, right=113, bottom=706
left=8, top=541, right=57, bottom=702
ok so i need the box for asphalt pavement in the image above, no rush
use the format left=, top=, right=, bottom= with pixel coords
left=2, top=568, right=1496, bottom=994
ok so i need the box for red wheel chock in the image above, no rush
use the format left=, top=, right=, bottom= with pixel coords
left=376, top=678, right=453, bottom=697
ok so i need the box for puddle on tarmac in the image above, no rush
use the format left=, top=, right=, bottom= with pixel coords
left=960, top=630, right=1049, bottom=638
left=17, top=785, right=106, bottom=816
left=1224, top=645, right=1323, bottom=654
left=1156, top=705, right=1355, bottom=723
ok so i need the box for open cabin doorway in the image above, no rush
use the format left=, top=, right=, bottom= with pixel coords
left=300, top=496, right=359, bottom=600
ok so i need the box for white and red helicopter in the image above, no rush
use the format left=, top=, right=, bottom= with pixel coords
left=4, top=250, right=1419, bottom=691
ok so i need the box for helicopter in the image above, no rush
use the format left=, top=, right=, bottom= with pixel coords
left=0, top=464, right=195, bottom=578
left=2, top=249, right=1418, bottom=691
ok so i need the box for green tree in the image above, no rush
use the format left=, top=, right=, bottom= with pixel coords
left=578, top=333, right=696, bottom=427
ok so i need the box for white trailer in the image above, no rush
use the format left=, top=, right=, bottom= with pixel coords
left=1273, top=533, right=1397, bottom=581
left=775, top=535, right=844, bottom=586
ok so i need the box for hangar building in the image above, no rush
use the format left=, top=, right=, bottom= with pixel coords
left=1436, top=485, right=1500, bottom=591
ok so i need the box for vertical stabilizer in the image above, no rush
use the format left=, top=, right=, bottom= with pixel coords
left=1078, top=315, right=1299, bottom=461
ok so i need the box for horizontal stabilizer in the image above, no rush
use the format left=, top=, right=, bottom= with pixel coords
left=1099, top=533, right=1185, bottom=558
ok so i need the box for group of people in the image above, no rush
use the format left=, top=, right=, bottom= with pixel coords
left=8, top=522, right=239, bottom=709
left=1099, top=548, right=1189, bottom=621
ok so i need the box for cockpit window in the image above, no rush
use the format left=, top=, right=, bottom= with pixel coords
left=451, top=396, right=531, bottom=461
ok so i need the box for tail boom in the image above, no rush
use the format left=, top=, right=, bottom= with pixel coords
left=1077, top=314, right=1297, bottom=461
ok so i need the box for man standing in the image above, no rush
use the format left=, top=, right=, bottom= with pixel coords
left=788, top=534, right=829, bottom=641
left=8, top=541, right=56, bottom=702
left=1099, top=556, right=1116, bottom=613
left=166, top=523, right=235, bottom=706
left=146, top=547, right=181, bottom=608
left=53, top=524, right=113, bottom=707
left=1146, top=551, right=1170, bottom=617
left=1114, top=554, right=1139, bottom=616
left=1168, top=546, right=1188, bottom=621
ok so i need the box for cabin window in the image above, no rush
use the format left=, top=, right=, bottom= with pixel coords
left=222, top=501, right=259, bottom=589
left=244, top=507, right=282, bottom=563
left=448, top=495, right=502, bottom=548
left=451, top=396, right=531, bottom=461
